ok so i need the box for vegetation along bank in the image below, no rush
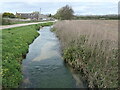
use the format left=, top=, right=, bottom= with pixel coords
left=53, top=20, right=118, bottom=88
left=2, top=22, right=53, bottom=88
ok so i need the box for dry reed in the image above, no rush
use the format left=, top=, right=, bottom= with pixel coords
left=53, top=20, right=118, bottom=88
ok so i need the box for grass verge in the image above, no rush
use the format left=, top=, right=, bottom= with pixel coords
left=2, top=22, right=53, bottom=88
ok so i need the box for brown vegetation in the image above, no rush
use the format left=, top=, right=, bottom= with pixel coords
left=53, top=20, right=118, bottom=88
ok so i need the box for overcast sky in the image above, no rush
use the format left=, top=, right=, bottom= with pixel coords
left=0, top=0, right=119, bottom=15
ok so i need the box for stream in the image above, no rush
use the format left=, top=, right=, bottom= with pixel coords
left=20, top=26, right=87, bottom=88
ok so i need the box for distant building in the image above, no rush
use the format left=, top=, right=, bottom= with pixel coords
left=39, top=14, right=49, bottom=20
left=16, top=12, right=51, bottom=21
left=16, top=12, right=40, bottom=20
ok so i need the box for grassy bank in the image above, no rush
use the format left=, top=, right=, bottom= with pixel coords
left=53, top=20, right=118, bottom=88
left=2, top=18, right=40, bottom=25
left=2, top=22, right=53, bottom=88
left=2, top=18, right=55, bottom=25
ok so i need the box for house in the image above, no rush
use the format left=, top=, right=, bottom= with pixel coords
left=16, top=12, right=39, bottom=20
left=16, top=12, right=49, bottom=21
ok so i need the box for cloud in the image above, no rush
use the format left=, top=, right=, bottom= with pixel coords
left=0, top=0, right=119, bottom=3
left=72, top=2, right=118, bottom=15
left=73, top=6, right=89, bottom=11
left=0, top=1, right=118, bottom=15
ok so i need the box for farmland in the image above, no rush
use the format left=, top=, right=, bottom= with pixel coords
left=2, top=22, right=53, bottom=88
left=53, top=20, right=118, bottom=88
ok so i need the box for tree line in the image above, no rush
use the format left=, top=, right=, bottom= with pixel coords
left=2, top=5, right=119, bottom=20
left=53, top=5, right=118, bottom=20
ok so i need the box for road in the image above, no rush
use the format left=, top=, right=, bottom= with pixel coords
left=0, top=21, right=56, bottom=30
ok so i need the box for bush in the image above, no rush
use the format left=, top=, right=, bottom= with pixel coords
left=2, top=12, right=15, bottom=18
left=2, top=18, right=12, bottom=25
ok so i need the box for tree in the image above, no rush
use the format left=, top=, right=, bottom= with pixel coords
left=2, top=12, right=15, bottom=18
left=55, top=5, right=74, bottom=20
left=48, top=14, right=52, bottom=17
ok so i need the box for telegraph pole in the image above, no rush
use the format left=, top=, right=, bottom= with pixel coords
left=40, top=8, right=41, bottom=14
left=39, top=8, right=41, bottom=20
left=39, top=8, right=41, bottom=21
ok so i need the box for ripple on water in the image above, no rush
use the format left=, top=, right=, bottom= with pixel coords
left=21, top=26, right=87, bottom=88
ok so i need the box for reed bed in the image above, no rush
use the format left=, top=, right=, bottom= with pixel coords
left=53, top=20, right=118, bottom=88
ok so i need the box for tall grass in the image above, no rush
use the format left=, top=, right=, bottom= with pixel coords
left=2, top=22, right=53, bottom=88
left=53, top=20, right=118, bottom=88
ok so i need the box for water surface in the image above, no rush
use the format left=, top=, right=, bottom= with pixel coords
left=21, top=26, right=87, bottom=88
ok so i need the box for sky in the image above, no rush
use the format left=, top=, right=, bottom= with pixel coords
left=0, top=0, right=119, bottom=15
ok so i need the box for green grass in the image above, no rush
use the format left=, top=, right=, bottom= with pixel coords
left=10, top=21, right=39, bottom=25
left=2, top=22, right=53, bottom=88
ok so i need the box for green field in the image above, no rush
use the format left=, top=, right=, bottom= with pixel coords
left=74, top=15, right=118, bottom=20
left=2, top=22, right=53, bottom=88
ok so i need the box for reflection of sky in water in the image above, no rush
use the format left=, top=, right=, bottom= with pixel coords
left=33, top=41, right=60, bottom=61
left=1, top=2, right=118, bottom=15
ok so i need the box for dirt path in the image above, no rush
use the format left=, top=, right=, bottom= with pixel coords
left=0, top=21, right=56, bottom=30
